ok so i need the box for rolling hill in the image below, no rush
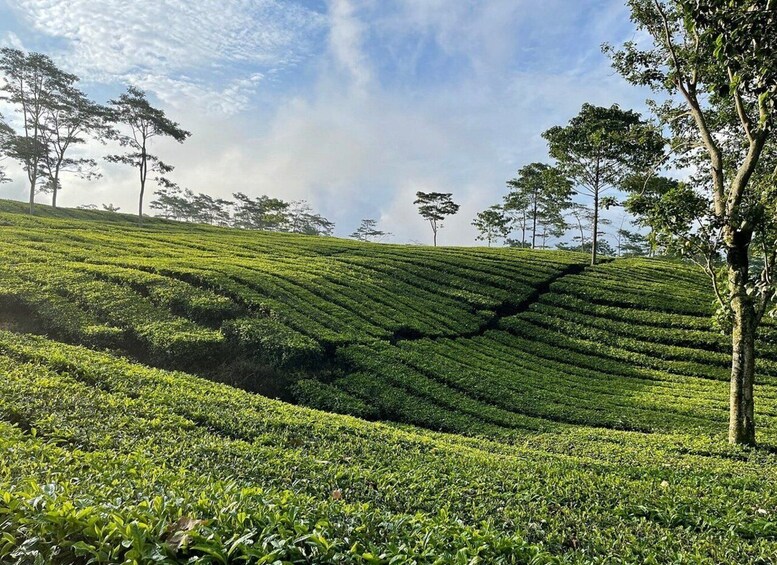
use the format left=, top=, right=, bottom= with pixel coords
left=2, top=200, right=777, bottom=563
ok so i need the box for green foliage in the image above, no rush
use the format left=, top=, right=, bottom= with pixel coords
left=413, top=191, right=460, bottom=246
left=471, top=205, right=511, bottom=247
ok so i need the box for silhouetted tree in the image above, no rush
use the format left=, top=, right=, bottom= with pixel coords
left=106, top=86, right=190, bottom=223
left=414, top=191, right=460, bottom=247
left=351, top=219, right=391, bottom=242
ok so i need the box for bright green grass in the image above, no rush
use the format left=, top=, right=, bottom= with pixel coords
left=2, top=331, right=777, bottom=563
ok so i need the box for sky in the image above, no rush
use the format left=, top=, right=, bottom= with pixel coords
left=0, top=0, right=654, bottom=246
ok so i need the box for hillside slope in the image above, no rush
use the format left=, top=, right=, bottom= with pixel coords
left=3, top=202, right=777, bottom=561
left=2, top=201, right=777, bottom=441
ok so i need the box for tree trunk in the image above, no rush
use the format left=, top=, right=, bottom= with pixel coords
left=591, top=189, right=599, bottom=266
left=52, top=171, right=59, bottom=209
left=727, top=230, right=756, bottom=445
left=28, top=174, right=36, bottom=215
left=138, top=147, right=147, bottom=224
left=531, top=199, right=538, bottom=249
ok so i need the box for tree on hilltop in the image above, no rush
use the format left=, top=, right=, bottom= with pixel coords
left=543, top=103, right=664, bottom=265
left=414, top=191, right=460, bottom=247
left=472, top=205, right=511, bottom=247
left=39, top=82, right=111, bottom=208
left=106, top=86, right=190, bottom=223
left=351, top=219, right=391, bottom=242
left=606, top=0, right=777, bottom=445
left=0, top=49, right=71, bottom=213
left=505, top=163, right=572, bottom=249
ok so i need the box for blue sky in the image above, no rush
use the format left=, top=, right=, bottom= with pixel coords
left=0, top=0, right=652, bottom=245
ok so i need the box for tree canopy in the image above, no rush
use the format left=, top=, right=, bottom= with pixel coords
left=543, top=103, right=664, bottom=265
left=414, top=191, right=460, bottom=247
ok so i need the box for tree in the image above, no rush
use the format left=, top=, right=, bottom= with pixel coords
left=233, top=192, right=289, bottom=231
left=414, top=191, right=460, bottom=247
left=607, top=0, right=777, bottom=445
left=285, top=200, right=334, bottom=236
left=472, top=206, right=511, bottom=247
left=0, top=48, right=77, bottom=214
left=351, top=219, right=391, bottom=242
left=106, top=86, right=190, bottom=222
left=622, top=175, right=681, bottom=255
left=505, top=163, right=572, bottom=249
left=543, top=103, right=664, bottom=265
left=39, top=83, right=111, bottom=208
left=502, top=189, right=530, bottom=247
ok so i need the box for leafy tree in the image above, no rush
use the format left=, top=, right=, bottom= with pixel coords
left=615, top=218, right=651, bottom=256
left=285, top=200, right=334, bottom=236
left=233, top=192, right=289, bottom=231
left=505, top=163, right=572, bottom=249
left=106, top=86, right=190, bottom=223
left=543, top=103, right=664, bottom=265
left=0, top=48, right=76, bottom=214
left=607, top=0, right=777, bottom=444
left=101, top=203, right=121, bottom=213
left=472, top=205, right=511, bottom=247
left=414, top=191, right=460, bottom=247
left=622, top=174, right=681, bottom=255
left=351, top=219, right=391, bottom=242
left=39, top=83, right=111, bottom=208
left=150, top=185, right=195, bottom=221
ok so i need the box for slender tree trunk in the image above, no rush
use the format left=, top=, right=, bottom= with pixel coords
left=138, top=146, right=147, bottom=224
left=591, top=189, right=599, bottom=266
left=726, top=229, right=757, bottom=445
left=52, top=170, right=59, bottom=209
left=29, top=177, right=35, bottom=215
left=531, top=199, right=538, bottom=249
left=522, top=210, right=527, bottom=247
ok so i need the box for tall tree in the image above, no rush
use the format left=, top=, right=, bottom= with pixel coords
left=543, top=103, right=664, bottom=265
left=505, top=163, right=572, bottom=249
left=106, top=86, right=190, bottom=222
left=472, top=205, right=511, bottom=247
left=414, top=191, right=460, bottom=247
left=502, top=189, right=530, bottom=247
left=0, top=48, right=76, bottom=214
left=607, top=0, right=777, bottom=445
left=40, top=83, right=111, bottom=208
left=351, top=219, right=391, bottom=242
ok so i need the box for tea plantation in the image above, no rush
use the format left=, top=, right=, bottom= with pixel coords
left=2, top=200, right=777, bottom=563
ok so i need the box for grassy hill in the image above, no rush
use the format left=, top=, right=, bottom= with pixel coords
left=2, top=200, right=777, bottom=562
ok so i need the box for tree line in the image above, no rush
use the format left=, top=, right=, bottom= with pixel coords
left=414, top=103, right=666, bottom=262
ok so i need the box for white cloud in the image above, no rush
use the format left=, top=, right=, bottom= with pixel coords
left=7, top=0, right=324, bottom=112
